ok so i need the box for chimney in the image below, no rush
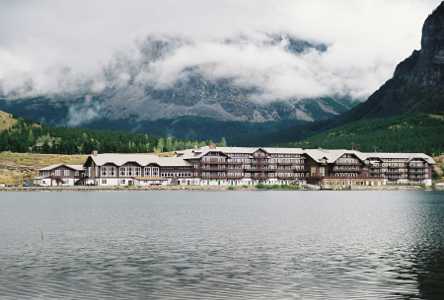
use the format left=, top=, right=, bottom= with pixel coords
left=92, top=150, right=98, bottom=156
left=194, top=144, right=198, bottom=150
left=209, top=143, right=216, bottom=149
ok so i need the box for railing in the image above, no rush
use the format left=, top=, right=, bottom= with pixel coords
left=200, top=167, right=228, bottom=171
left=201, top=175, right=228, bottom=179
left=332, top=168, right=361, bottom=172
left=335, top=163, right=362, bottom=166
left=205, top=160, right=228, bottom=165
left=409, top=170, right=426, bottom=174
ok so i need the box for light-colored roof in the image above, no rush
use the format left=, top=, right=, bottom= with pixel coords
left=38, top=164, right=85, bottom=171
left=175, top=146, right=435, bottom=164
left=66, top=165, right=86, bottom=171
left=175, top=146, right=304, bottom=159
left=262, top=147, right=304, bottom=154
left=362, top=152, right=436, bottom=164
left=303, top=149, right=367, bottom=163
left=89, top=154, right=193, bottom=167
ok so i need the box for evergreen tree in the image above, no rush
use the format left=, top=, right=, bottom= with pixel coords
left=41, top=141, right=51, bottom=154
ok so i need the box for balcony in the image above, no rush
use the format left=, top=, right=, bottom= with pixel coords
left=227, top=174, right=245, bottom=179
left=205, top=160, right=228, bottom=165
left=201, top=167, right=228, bottom=171
left=332, top=168, right=361, bottom=172
left=202, top=175, right=228, bottom=179
left=409, top=170, right=426, bottom=174
left=226, top=160, right=246, bottom=165
left=335, top=163, right=362, bottom=166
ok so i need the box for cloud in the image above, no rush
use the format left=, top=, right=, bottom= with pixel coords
left=0, top=0, right=442, bottom=102
left=66, top=96, right=102, bottom=126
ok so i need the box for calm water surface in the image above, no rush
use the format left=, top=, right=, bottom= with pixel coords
left=1, top=191, right=444, bottom=299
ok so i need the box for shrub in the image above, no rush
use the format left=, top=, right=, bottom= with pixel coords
left=281, top=184, right=300, bottom=190
left=255, top=184, right=299, bottom=190
left=242, top=185, right=248, bottom=188
left=228, top=186, right=236, bottom=190
left=419, top=184, right=426, bottom=189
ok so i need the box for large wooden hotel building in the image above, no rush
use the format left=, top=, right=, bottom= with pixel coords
left=34, top=144, right=435, bottom=187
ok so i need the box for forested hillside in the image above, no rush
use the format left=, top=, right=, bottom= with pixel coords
left=278, top=113, right=444, bottom=156
left=0, top=111, right=218, bottom=154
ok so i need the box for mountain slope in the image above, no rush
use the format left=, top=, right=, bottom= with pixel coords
left=280, top=113, right=444, bottom=156
left=234, top=2, right=444, bottom=146
left=0, top=34, right=358, bottom=141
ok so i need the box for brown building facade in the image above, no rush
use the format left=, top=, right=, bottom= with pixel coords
left=35, top=147, right=436, bottom=187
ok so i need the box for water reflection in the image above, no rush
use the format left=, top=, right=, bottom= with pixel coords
left=0, top=191, right=443, bottom=299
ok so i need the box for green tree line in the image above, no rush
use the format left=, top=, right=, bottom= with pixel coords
left=277, top=113, right=444, bottom=156
left=0, top=114, right=227, bottom=154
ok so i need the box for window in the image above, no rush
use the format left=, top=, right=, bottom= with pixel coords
left=64, top=170, right=70, bottom=176
left=101, top=166, right=108, bottom=177
left=119, top=167, right=127, bottom=177
left=152, top=167, right=159, bottom=176
left=320, top=167, right=325, bottom=177
left=127, top=167, right=133, bottom=177
left=109, top=166, right=116, bottom=177
left=55, top=170, right=61, bottom=176
left=134, top=167, right=141, bottom=176
left=75, top=171, right=79, bottom=177
left=144, top=167, right=151, bottom=177
left=101, top=179, right=107, bottom=185
left=311, top=167, right=316, bottom=177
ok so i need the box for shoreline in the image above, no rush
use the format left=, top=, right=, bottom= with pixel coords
left=0, top=185, right=442, bottom=192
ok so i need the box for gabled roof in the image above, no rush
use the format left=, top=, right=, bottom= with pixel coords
left=304, top=149, right=367, bottom=163
left=362, top=152, right=436, bottom=164
left=175, top=146, right=305, bottom=159
left=38, top=164, right=85, bottom=171
left=87, top=154, right=193, bottom=167
left=262, top=147, right=304, bottom=154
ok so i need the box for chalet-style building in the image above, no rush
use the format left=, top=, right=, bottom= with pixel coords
left=33, top=164, right=86, bottom=186
left=175, top=145, right=435, bottom=187
left=34, top=145, right=435, bottom=187
left=83, top=151, right=196, bottom=186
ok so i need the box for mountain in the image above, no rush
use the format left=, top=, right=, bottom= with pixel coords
left=280, top=113, right=444, bottom=157
left=235, top=2, right=444, bottom=146
left=0, top=34, right=358, bottom=141
left=334, top=2, right=444, bottom=122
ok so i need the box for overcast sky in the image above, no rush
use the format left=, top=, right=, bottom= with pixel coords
left=0, top=0, right=442, bottom=101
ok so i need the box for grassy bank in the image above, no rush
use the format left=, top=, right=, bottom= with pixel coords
left=0, top=152, right=88, bottom=185
left=255, top=184, right=300, bottom=190
left=0, top=151, right=176, bottom=186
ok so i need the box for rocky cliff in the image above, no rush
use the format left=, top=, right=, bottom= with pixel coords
left=333, top=2, right=444, bottom=123
left=413, top=3, right=444, bottom=86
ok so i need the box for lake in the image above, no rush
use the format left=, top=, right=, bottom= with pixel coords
left=1, top=191, right=444, bottom=299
